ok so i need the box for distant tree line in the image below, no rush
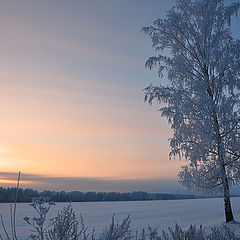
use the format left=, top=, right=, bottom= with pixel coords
left=0, top=187, right=200, bottom=203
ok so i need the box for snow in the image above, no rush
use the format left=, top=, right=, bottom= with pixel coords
left=1, top=197, right=240, bottom=240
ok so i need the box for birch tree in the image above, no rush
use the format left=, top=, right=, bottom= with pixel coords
left=143, top=0, right=240, bottom=222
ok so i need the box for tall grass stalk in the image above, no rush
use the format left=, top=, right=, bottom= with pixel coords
left=0, top=171, right=20, bottom=240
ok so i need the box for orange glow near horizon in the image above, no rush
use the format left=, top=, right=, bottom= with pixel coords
left=0, top=141, right=182, bottom=180
left=0, top=80, right=184, bottom=184
left=0, top=179, right=34, bottom=185
left=0, top=83, right=183, bottom=184
left=0, top=69, right=186, bottom=191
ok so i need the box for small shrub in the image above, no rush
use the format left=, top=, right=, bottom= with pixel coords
left=46, top=205, right=86, bottom=240
left=207, top=225, right=240, bottom=240
left=98, top=215, right=131, bottom=240
left=23, top=197, right=55, bottom=240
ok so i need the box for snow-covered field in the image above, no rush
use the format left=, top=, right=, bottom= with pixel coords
left=1, top=197, right=240, bottom=239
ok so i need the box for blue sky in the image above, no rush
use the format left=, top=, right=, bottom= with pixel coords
left=0, top=0, right=239, bottom=194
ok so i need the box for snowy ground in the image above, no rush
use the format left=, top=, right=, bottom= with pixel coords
left=0, top=197, right=240, bottom=239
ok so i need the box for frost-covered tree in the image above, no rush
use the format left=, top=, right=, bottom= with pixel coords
left=143, top=0, right=240, bottom=222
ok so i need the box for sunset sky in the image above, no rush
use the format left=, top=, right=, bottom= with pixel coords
left=0, top=0, right=239, bottom=193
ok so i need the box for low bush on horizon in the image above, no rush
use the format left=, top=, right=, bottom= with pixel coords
left=0, top=197, right=239, bottom=240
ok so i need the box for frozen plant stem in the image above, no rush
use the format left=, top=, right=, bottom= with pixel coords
left=0, top=171, right=21, bottom=240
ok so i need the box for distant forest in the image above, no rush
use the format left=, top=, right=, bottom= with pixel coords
left=0, top=187, right=199, bottom=203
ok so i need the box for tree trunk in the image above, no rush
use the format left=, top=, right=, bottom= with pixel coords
left=223, top=176, right=234, bottom=222
left=218, top=141, right=234, bottom=222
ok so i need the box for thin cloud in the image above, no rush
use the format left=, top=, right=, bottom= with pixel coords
left=0, top=171, right=185, bottom=193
